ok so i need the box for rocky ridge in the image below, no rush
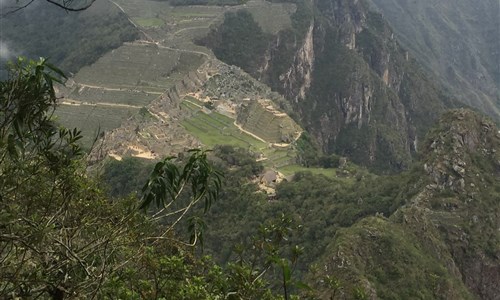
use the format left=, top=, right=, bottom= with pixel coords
left=316, top=109, right=500, bottom=299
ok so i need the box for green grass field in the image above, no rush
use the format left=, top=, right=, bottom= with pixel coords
left=246, top=1, right=295, bottom=34
left=74, top=44, right=182, bottom=89
left=182, top=110, right=340, bottom=177
left=181, top=104, right=267, bottom=149
left=133, top=17, right=164, bottom=27
left=180, top=100, right=306, bottom=171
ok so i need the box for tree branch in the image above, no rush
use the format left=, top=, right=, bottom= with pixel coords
left=1, top=0, right=36, bottom=17
left=1, top=0, right=96, bottom=17
left=45, top=0, right=96, bottom=12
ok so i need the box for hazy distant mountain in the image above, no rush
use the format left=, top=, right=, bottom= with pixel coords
left=367, top=0, right=500, bottom=120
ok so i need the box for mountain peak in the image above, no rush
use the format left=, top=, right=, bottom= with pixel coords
left=422, top=109, right=500, bottom=192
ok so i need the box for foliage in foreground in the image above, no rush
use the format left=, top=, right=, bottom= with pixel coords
left=0, top=58, right=304, bottom=299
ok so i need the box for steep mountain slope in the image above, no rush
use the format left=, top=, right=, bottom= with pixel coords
left=367, top=0, right=500, bottom=120
left=315, top=109, right=500, bottom=299
left=0, top=0, right=139, bottom=75
left=205, top=0, right=462, bottom=172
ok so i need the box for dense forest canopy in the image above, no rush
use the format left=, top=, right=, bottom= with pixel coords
left=0, top=58, right=324, bottom=299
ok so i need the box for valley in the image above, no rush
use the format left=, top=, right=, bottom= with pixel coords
left=51, top=0, right=500, bottom=297
left=1, top=0, right=498, bottom=298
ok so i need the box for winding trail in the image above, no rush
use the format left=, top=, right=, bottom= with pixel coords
left=110, top=0, right=212, bottom=58
left=126, top=40, right=210, bottom=58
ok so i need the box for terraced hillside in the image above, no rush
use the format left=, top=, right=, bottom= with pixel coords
left=54, top=0, right=296, bottom=149
left=237, top=99, right=301, bottom=144
left=57, top=42, right=204, bottom=146
left=180, top=97, right=298, bottom=170
left=48, top=0, right=333, bottom=179
left=57, top=40, right=205, bottom=145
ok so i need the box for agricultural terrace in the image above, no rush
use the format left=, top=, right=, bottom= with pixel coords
left=56, top=104, right=138, bottom=148
left=56, top=0, right=298, bottom=157
left=57, top=42, right=204, bottom=147
left=244, top=0, right=295, bottom=34
left=114, top=0, right=295, bottom=43
left=180, top=98, right=297, bottom=170
left=74, top=43, right=194, bottom=91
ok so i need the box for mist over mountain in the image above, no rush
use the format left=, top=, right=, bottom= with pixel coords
left=367, top=0, right=500, bottom=120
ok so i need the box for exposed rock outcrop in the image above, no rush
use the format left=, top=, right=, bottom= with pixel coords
left=281, top=21, right=315, bottom=102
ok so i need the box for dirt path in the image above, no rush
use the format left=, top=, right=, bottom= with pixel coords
left=111, top=0, right=212, bottom=58
left=233, top=121, right=268, bottom=143
left=60, top=99, right=143, bottom=109
left=109, top=0, right=155, bottom=42
left=77, top=83, right=164, bottom=95
left=60, top=98, right=167, bottom=125
left=128, top=40, right=210, bottom=58
left=78, top=84, right=123, bottom=92
left=183, top=98, right=203, bottom=108
left=173, top=26, right=210, bottom=35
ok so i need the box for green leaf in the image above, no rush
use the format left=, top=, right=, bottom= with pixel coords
left=45, top=62, right=68, bottom=80
left=282, top=260, right=291, bottom=282
left=294, top=280, right=313, bottom=291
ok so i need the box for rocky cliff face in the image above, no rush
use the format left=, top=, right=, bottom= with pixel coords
left=315, top=109, right=500, bottom=299
left=205, top=0, right=465, bottom=172
left=413, top=110, right=500, bottom=299
left=280, top=20, right=315, bottom=102
left=261, top=0, right=456, bottom=172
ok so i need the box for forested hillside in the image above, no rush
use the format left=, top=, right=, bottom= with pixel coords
left=0, top=0, right=139, bottom=75
left=1, top=0, right=498, bottom=299
left=101, top=110, right=500, bottom=299
left=0, top=60, right=295, bottom=299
